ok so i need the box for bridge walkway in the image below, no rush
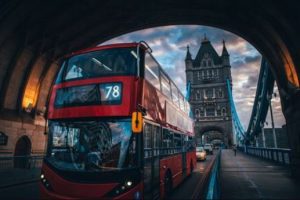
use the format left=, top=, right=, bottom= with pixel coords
left=221, top=149, right=300, bottom=199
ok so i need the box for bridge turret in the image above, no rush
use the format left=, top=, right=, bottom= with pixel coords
left=185, top=45, right=193, bottom=84
left=221, top=40, right=230, bottom=66
left=221, top=40, right=232, bottom=82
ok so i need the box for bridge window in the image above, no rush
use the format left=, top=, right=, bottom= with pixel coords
left=197, top=71, right=200, bottom=80
left=200, top=108, right=204, bottom=117
left=218, top=89, right=223, bottom=98
left=217, top=107, right=221, bottom=116
left=206, top=89, right=213, bottom=98
left=208, top=70, right=212, bottom=77
left=145, top=53, right=160, bottom=90
left=222, top=108, right=226, bottom=116
left=208, top=60, right=212, bottom=66
left=195, top=109, right=200, bottom=118
left=195, top=91, right=200, bottom=100
left=206, top=107, right=215, bottom=116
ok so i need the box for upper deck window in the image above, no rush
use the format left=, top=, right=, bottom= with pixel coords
left=160, top=72, right=171, bottom=99
left=145, top=53, right=160, bottom=90
left=58, top=47, right=138, bottom=83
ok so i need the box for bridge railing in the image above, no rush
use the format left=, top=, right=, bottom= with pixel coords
left=205, top=149, right=221, bottom=200
left=238, top=146, right=291, bottom=165
left=0, top=155, right=44, bottom=188
left=0, top=155, right=44, bottom=169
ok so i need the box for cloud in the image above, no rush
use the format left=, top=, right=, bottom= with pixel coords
left=100, top=25, right=286, bottom=129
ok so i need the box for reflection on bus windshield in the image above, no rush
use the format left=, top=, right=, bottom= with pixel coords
left=64, top=48, right=138, bottom=80
left=47, top=120, right=137, bottom=171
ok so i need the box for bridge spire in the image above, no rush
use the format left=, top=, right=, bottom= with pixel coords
left=185, top=45, right=192, bottom=60
left=222, top=39, right=229, bottom=56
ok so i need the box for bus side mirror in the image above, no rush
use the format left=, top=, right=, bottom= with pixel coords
left=132, top=112, right=143, bottom=134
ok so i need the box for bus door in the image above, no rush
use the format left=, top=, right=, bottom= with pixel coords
left=143, top=123, right=160, bottom=200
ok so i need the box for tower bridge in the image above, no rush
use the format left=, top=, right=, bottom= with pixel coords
left=0, top=0, right=300, bottom=199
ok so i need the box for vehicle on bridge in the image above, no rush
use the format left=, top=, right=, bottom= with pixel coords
left=40, top=42, right=196, bottom=199
left=204, top=143, right=213, bottom=155
left=196, top=146, right=206, bottom=161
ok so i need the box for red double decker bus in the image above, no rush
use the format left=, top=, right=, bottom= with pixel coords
left=40, top=42, right=196, bottom=199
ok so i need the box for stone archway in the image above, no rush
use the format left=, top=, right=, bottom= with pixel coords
left=202, top=130, right=223, bottom=144
left=14, top=135, right=31, bottom=168
left=197, top=125, right=230, bottom=146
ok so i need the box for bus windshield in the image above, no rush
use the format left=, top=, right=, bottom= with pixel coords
left=57, top=47, right=138, bottom=82
left=46, top=119, right=137, bottom=172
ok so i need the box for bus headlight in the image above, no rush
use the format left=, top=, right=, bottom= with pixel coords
left=40, top=173, right=53, bottom=191
left=106, top=180, right=135, bottom=197
left=126, top=181, right=133, bottom=187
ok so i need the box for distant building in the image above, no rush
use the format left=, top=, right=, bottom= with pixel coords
left=185, top=37, right=233, bottom=146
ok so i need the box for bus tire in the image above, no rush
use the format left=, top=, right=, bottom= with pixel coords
left=164, top=171, right=173, bottom=199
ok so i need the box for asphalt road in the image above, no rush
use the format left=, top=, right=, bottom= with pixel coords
left=0, top=152, right=217, bottom=200
left=170, top=152, right=216, bottom=199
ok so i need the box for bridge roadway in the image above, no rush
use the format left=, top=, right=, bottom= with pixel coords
left=221, top=149, right=300, bottom=199
left=0, top=153, right=216, bottom=199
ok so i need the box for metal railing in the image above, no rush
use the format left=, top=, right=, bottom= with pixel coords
left=239, top=146, right=291, bottom=165
left=0, top=155, right=44, bottom=170
left=205, top=150, right=221, bottom=199
left=191, top=150, right=221, bottom=199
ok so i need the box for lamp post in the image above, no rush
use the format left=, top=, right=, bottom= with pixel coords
left=260, top=121, right=266, bottom=148
left=267, top=92, right=277, bottom=148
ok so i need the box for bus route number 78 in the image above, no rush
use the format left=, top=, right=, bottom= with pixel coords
left=100, top=83, right=122, bottom=103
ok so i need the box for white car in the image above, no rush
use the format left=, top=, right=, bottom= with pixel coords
left=204, top=144, right=213, bottom=155
left=196, top=147, right=207, bottom=161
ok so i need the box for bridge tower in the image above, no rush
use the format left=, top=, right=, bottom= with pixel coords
left=185, top=37, right=233, bottom=146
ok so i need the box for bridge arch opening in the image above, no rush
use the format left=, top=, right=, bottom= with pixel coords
left=0, top=1, right=300, bottom=176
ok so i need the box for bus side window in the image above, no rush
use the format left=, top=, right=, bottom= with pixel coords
left=152, top=125, right=161, bottom=156
left=144, top=124, right=152, bottom=158
left=173, top=133, right=182, bottom=153
left=162, top=129, right=169, bottom=155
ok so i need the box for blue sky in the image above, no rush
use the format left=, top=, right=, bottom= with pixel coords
left=101, top=25, right=285, bottom=129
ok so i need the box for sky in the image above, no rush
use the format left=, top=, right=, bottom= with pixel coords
left=101, top=25, right=286, bottom=129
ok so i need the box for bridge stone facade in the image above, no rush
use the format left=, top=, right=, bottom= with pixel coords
left=185, top=37, right=233, bottom=146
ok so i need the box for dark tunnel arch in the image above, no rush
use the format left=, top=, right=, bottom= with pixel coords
left=0, top=0, right=300, bottom=176
left=0, top=1, right=299, bottom=117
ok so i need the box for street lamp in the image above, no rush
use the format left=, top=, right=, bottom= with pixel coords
left=267, top=92, right=277, bottom=148
left=260, top=121, right=266, bottom=148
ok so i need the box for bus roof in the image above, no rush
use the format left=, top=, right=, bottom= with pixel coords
left=66, top=42, right=147, bottom=58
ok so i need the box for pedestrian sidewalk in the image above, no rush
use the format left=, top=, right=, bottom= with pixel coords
left=220, top=149, right=300, bottom=199
left=0, top=168, right=40, bottom=188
